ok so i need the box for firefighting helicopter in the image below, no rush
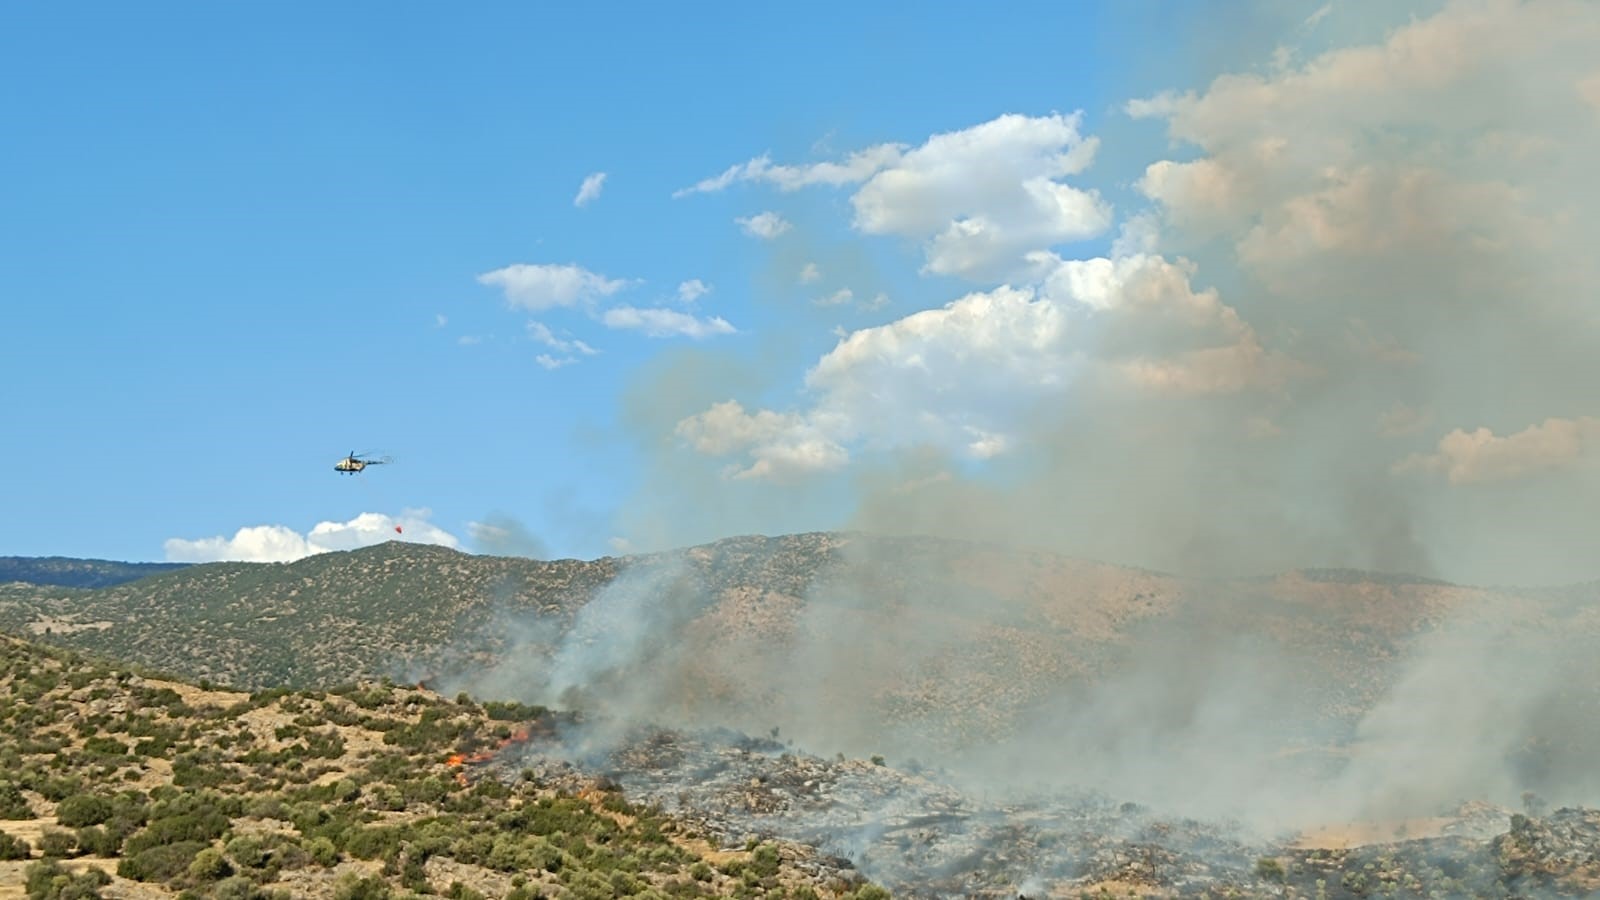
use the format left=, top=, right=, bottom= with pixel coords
left=333, top=450, right=392, bottom=475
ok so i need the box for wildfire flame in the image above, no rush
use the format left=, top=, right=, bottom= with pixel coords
left=443, top=724, right=539, bottom=787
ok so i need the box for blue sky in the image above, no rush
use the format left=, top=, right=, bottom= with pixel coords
left=0, top=2, right=1144, bottom=560
left=12, top=1, right=1595, bottom=584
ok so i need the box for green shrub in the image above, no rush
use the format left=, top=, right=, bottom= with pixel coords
left=37, top=830, right=77, bottom=859
left=750, top=843, right=781, bottom=878
left=188, top=847, right=234, bottom=882
left=122, top=807, right=229, bottom=857
left=0, top=781, right=34, bottom=819
left=0, top=831, right=31, bottom=860
left=24, top=858, right=105, bottom=900
left=308, top=836, right=339, bottom=867
left=331, top=872, right=393, bottom=900
left=74, top=826, right=120, bottom=857
left=82, top=737, right=128, bottom=758
left=118, top=840, right=207, bottom=883
left=56, top=795, right=114, bottom=828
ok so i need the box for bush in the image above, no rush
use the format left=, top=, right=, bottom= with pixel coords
left=188, top=847, right=234, bottom=882
left=24, top=861, right=110, bottom=900
left=212, top=875, right=272, bottom=900
left=307, top=836, right=339, bottom=867
left=117, top=840, right=208, bottom=883
left=0, top=781, right=35, bottom=819
left=749, top=842, right=781, bottom=878
left=56, top=795, right=114, bottom=828
left=75, top=826, right=120, bottom=857
left=0, top=831, right=30, bottom=860
left=122, top=807, right=229, bottom=857
left=1256, top=856, right=1286, bottom=882
left=37, top=830, right=77, bottom=859
left=331, top=873, right=393, bottom=900
left=81, top=737, right=128, bottom=759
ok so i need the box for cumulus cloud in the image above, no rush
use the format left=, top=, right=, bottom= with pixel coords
left=687, top=113, right=1111, bottom=279
left=573, top=171, right=607, bottom=207
left=1396, top=417, right=1600, bottom=484
left=735, top=211, right=792, bottom=239
left=850, top=112, right=1112, bottom=278
left=814, top=288, right=853, bottom=307
left=676, top=251, right=1290, bottom=477
left=799, top=262, right=822, bottom=283
left=164, top=510, right=460, bottom=563
left=477, top=263, right=633, bottom=311
left=602, top=306, right=736, bottom=339
left=677, top=279, right=710, bottom=303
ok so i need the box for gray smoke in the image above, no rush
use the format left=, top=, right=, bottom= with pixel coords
left=447, top=1, right=1600, bottom=878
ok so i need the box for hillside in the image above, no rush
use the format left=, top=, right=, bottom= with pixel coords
left=0, top=632, right=886, bottom=899
left=0, top=557, right=189, bottom=590
left=11, top=631, right=1600, bottom=899
left=2, top=533, right=1594, bottom=761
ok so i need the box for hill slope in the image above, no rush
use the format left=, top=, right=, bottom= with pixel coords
left=4, top=532, right=1598, bottom=796
left=0, top=632, right=883, bottom=899
left=0, top=556, right=189, bottom=589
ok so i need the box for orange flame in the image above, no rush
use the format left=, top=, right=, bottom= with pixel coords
left=443, top=720, right=545, bottom=788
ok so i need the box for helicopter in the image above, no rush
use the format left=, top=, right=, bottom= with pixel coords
left=334, top=450, right=392, bottom=474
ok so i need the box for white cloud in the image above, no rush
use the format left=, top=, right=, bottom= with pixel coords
left=1396, top=417, right=1600, bottom=484
left=164, top=510, right=460, bottom=563
left=799, top=262, right=821, bottom=283
left=434, top=314, right=448, bottom=328
left=674, top=401, right=849, bottom=480
left=677, top=279, right=711, bottom=303
left=527, top=321, right=598, bottom=356
left=674, top=143, right=906, bottom=197
left=527, top=322, right=596, bottom=370
left=457, top=335, right=483, bottom=346
left=735, top=211, right=791, bottom=240
left=574, top=171, right=607, bottom=207
left=688, top=113, right=1112, bottom=280
left=602, top=306, right=736, bottom=339
left=477, top=263, right=632, bottom=311
left=676, top=250, right=1292, bottom=478
left=815, top=288, right=853, bottom=307
left=847, top=112, right=1112, bottom=278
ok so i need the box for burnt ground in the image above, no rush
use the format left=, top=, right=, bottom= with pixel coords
left=466, top=720, right=1600, bottom=899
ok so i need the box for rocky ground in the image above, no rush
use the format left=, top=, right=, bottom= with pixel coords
left=473, top=720, right=1600, bottom=899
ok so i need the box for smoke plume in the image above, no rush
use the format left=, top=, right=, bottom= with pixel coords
left=451, top=0, right=1600, bottom=873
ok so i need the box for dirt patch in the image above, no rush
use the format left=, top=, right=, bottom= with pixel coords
left=154, top=680, right=249, bottom=711
left=1292, top=816, right=1456, bottom=849
left=0, top=815, right=60, bottom=849
left=24, top=617, right=112, bottom=636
